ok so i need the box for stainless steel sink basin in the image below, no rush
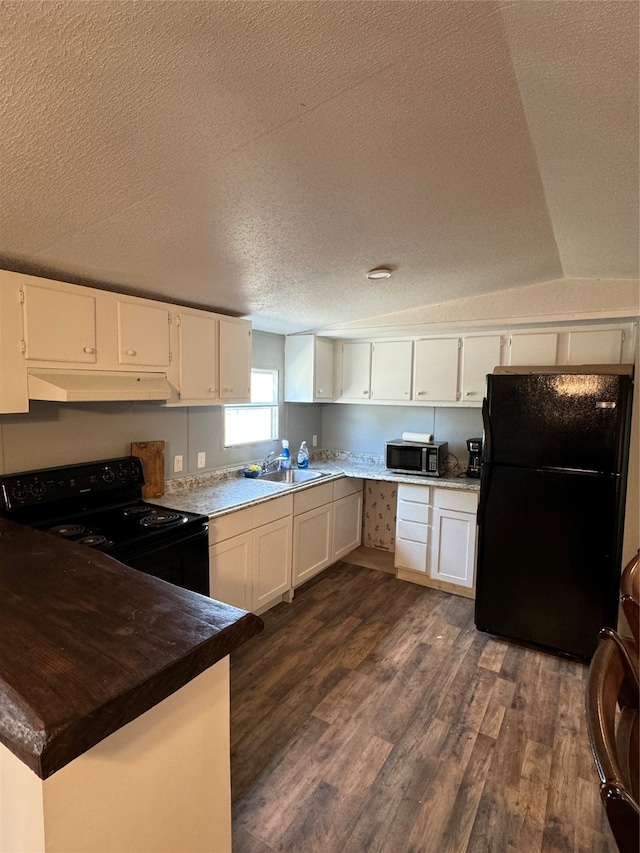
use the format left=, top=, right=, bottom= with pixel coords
left=259, top=469, right=326, bottom=483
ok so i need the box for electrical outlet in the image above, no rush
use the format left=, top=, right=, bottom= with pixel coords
left=173, top=455, right=183, bottom=473
left=197, top=451, right=206, bottom=468
left=312, top=435, right=318, bottom=447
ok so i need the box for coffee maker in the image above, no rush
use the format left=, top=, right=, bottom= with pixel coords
left=466, top=437, right=483, bottom=478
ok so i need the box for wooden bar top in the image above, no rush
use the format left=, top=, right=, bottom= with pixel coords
left=0, top=518, right=263, bottom=779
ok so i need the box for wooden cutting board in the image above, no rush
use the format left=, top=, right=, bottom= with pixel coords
left=131, top=441, right=165, bottom=499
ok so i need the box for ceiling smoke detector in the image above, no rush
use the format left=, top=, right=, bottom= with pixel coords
left=366, top=267, right=393, bottom=281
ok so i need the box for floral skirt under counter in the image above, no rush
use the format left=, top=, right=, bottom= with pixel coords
left=363, top=481, right=397, bottom=552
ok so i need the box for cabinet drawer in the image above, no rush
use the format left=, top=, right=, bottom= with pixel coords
left=253, top=494, right=293, bottom=527
left=397, top=483, right=431, bottom=505
left=294, top=481, right=333, bottom=515
left=433, top=488, right=478, bottom=513
left=332, top=477, right=363, bottom=501
left=394, top=539, right=428, bottom=573
left=209, top=507, right=253, bottom=543
left=397, top=518, right=429, bottom=544
left=397, top=498, right=430, bottom=525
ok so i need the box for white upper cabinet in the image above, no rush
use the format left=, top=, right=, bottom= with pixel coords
left=508, top=332, right=558, bottom=366
left=219, top=318, right=251, bottom=402
left=566, top=329, right=624, bottom=365
left=22, top=283, right=97, bottom=363
left=178, top=310, right=218, bottom=401
left=460, top=335, right=503, bottom=402
left=117, top=298, right=171, bottom=367
left=339, top=341, right=372, bottom=400
left=413, top=338, right=460, bottom=402
left=285, top=335, right=334, bottom=402
left=370, top=341, right=413, bottom=401
left=177, top=312, right=251, bottom=404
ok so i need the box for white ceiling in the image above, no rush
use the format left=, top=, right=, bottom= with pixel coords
left=0, top=1, right=637, bottom=334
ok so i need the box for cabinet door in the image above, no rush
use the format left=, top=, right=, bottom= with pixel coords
left=292, top=503, right=333, bottom=587
left=22, top=283, right=97, bottom=363
left=566, top=329, right=623, bottom=365
left=209, top=533, right=252, bottom=610
left=332, top=491, right=363, bottom=561
left=430, top=507, right=476, bottom=588
left=219, top=319, right=251, bottom=402
left=461, top=336, right=503, bottom=403
left=371, top=341, right=413, bottom=401
left=252, top=516, right=293, bottom=611
left=178, top=311, right=218, bottom=401
left=508, top=332, right=557, bottom=366
left=413, top=338, right=459, bottom=402
left=117, top=300, right=171, bottom=367
left=314, top=338, right=334, bottom=400
left=340, top=341, right=372, bottom=400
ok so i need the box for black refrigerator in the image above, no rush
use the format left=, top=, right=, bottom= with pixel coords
left=474, top=366, right=634, bottom=661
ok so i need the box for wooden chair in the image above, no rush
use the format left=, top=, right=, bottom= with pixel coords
left=621, top=550, right=640, bottom=650
left=586, top=627, right=639, bottom=853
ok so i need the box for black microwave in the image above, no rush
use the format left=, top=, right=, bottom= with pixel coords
left=385, top=439, right=448, bottom=477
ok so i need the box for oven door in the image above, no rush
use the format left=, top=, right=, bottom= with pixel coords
left=119, top=526, right=209, bottom=596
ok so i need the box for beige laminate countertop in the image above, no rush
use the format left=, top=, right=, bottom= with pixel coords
left=155, top=459, right=480, bottom=519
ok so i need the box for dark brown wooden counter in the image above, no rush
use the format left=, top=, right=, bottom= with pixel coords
left=0, top=517, right=263, bottom=780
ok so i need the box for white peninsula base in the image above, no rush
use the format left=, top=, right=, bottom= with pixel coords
left=0, top=657, right=231, bottom=853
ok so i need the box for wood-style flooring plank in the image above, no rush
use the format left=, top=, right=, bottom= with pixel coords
left=230, top=563, right=617, bottom=853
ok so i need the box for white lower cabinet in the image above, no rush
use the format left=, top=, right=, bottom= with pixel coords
left=292, top=503, right=333, bottom=587
left=394, top=483, right=478, bottom=593
left=394, top=483, right=430, bottom=573
left=209, top=495, right=293, bottom=613
left=209, top=479, right=364, bottom=611
left=332, top=491, right=363, bottom=560
left=431, top=489, right=478, bottom=589
left=252, top=516, right=293, bottom=611
left=208, top=532, right=252, bottom=610
left=292, top=477, right=363, bottom=588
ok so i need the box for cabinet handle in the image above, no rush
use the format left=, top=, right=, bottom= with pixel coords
left=83, top=346, right=96, bottom=354
left=465, top=391, right=478, bottom=396
left=317, top=389, right=323, bottom=394
left=417, top=391, right=426, bottom=396
left=224, top=386, right=233, bottom=392
left=126, top=349, right=137, bottom=357
left=363, top=390, right=368, bottom=395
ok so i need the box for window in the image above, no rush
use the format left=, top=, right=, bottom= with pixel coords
left=224, top=369, right=279, bottom=447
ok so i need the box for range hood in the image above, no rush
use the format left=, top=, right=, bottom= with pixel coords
left=27, top=369, right=171, bottom=402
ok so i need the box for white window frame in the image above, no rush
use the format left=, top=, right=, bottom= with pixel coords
left=223, top=368, right=279, bottom=447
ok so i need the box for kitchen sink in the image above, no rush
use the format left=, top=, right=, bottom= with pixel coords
left=259, top=469, right=326, bottom=483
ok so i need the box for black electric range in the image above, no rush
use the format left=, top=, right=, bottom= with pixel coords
left=0, top=456, right=209, bottom=595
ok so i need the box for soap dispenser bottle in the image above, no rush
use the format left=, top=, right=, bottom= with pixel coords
left=280, top=439, right=291, bottom=470
left=297, top=441, right=309, bottom=469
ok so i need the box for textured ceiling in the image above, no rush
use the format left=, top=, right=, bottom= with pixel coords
left=0, top=1, right=637, bottom=334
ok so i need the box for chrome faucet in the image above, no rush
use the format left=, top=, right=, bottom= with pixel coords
left=261, top=451, right=283, bottom=473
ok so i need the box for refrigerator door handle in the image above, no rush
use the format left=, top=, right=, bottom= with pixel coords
left=482, top=397, right=492, bottom=465
left=477, top=398, right=493, bottom=526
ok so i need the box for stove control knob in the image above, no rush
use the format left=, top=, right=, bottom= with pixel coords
left=117, top=466, right=128, bottom=481
left=10, top=482, right=28, bottom=504
left=30, top=480, right=45, bottom=499
left=102, top=467, right=116, bottom=483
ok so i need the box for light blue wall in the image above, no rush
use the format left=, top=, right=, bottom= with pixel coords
left=0, top=330, right=322, bottom=478
left=320, top=403, right=483, bottom=467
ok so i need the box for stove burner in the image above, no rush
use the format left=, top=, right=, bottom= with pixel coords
left=49, top=524, right=86, bottom=538
left=76, top=534, right=113, bottom=549
left=122, top=506, right=153, bottom=517
left=140, top=510, right=184, bottom=528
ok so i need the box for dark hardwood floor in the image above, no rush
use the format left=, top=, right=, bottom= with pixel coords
left=230, top=562, right=614, bottom=853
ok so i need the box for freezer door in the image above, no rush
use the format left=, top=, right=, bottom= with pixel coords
left=486, top=373, right=632, bottom=474
left=475, top=465, right=622, bottom=660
